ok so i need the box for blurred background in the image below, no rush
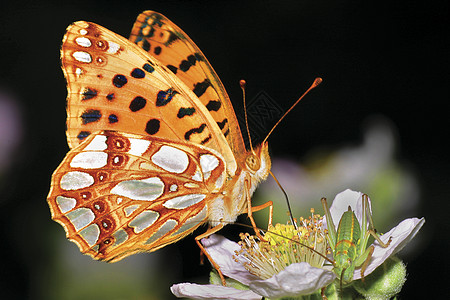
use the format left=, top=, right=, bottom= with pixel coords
left=0, top=0, right=447, bottom=299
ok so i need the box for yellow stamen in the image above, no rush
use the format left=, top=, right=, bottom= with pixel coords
left=234, top=211, right=328, bottom=279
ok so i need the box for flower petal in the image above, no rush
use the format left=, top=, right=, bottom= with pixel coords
left=201, top=234, right=260, bottom=285
left=354, top=217, right=425, bottom=279
left=171, top=283, right=261, bottom=300
left=249, top=262, right=336, bottom=298
left=327, top=189, right=363, bottom=228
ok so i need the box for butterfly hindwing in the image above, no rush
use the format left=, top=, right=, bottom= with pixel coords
left=48, top=130, right=226, bottom=261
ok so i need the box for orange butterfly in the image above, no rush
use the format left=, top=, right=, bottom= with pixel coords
left=48, top=11, right=275, bottom=270
left=48, top=11, right=321, bottom=283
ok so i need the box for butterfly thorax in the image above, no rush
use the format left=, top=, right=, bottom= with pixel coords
left=208, top=142, right=271, bottom=226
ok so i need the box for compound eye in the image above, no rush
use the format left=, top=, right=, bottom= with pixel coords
left=246, top=154, right=261, bottom=172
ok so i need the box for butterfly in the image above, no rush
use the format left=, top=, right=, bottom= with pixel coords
left=47, top=10, right=274, bottom=270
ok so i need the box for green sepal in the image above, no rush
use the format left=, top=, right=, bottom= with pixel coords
left=209, top=270, right=249, bottom=291
left=353, top=256, right=407, bottom=300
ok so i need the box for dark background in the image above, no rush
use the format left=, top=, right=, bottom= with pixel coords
left=0, top=0, right=448, bottom=299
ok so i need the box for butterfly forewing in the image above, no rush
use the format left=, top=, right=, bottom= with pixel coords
left=129, top=11, right=246, bottom=158
left=48, top=130, right=226, bottom=261
left=62, top=21, right=236, bottom=171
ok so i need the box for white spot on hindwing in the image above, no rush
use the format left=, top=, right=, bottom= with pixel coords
left=112, top=229, right=128, bottom=246
left=73, top=51, right=92, bottom=63
left=184, top=182, right=200, bottom=188
left=145, top=219, right=178, bottom=245
left=199, top=154, right=219, bottom=180
left=151, top=145, right=189, bottom=173
left=56, top=196, right=76, bottom=213
left=169, top=184, right=178, bottom=192
left=128, top=138, right=150, bottom=156
left=192, top=170, right=202, bottom=182
left=70, top=152, right=107, bottom=169
left=60, top=171, right=94, bottom=190
left=66, top=207, right=95, bottom=230
left=124, top=204, right=140, bottom=217
left=110, top=177, right=164, bottom=201
left=75, top=37, right=92, bottom=47
left=129, top=210, right=159, bottom=233
left=107, top=41, right=120, bottom=54
left=163, top=194, right=206, bottom=209
left=79, top=224, right=100, bottom=246
left=75, top=68, right=83, bottom=77
left=84, top=134, right=107, bottom=151
left=171, top=206, right=208, bottom=236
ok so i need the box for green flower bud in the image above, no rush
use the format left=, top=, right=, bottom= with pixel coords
left=353, top=256, right=407, bottom=299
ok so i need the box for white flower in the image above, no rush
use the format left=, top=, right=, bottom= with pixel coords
left=171, top=190, right=425, bottom=299
left=171, top=234, right=335, bottom=299
left=325, top=189, right=425, bottom=280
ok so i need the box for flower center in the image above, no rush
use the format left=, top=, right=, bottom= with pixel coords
left=234, top=209, right=328, bottom=280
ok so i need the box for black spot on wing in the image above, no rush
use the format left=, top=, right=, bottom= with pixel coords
left=82, top=88, right=97, bottom=100
left=131, top=68, right=145, bottom=79
left=156, top=88, right=178, bottom=107
left=81, top=109, right=101, bottom=124
left=206, top=100, right=221, bottom=112
left=177, top=107, right=195, bottom=118
left=77, top=131, right=91, bottom=141
left=178, top=55, right=197, bottom=72
left=106, top=93, right=115, bottom=101
left=129, top=96, right=147, bottom=112
left=185, top=124, right=207, bottom=141
left=165, top=31, right=180, bottom=46
left=200, top=134, right=212, bottom=145
left=145, top=119, right=160, bottom=135
left=143, top=63, right=155, bottom=73
left=108, top=114, right=118, bottom=123
left=192, top=79, right=212, bottom=98
left=142, top=40, right=151, bottom=51
left=167, top=65, right=178, bottom=74
left=217, top=118, right=228, bottom=130
left=154, top=46, right=162, bottom=55
left=179, top=61, right=191, bottom=72
left=112, top=74, right=127, bottom=88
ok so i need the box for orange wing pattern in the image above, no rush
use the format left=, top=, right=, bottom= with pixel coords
left=48, top=130, right=226, bottom=261
left=129, top=11, right=246, bottom=157
left=62, top=21, right=236, bottom=171
left=49, top=12, right=272, bottom=264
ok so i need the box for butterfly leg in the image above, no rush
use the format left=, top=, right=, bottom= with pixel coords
left=250, top=201, right=273, bottom=228
left=244, top=178, right=273, bottom=240
left=195, top=224, right=227, bottom=286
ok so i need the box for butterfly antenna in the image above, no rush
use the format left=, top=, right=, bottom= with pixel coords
left=262, top=77, right=323, bottom=144
left=269, top=170, right=298, bottom=230
left=240, top=80, right=254, bottom=153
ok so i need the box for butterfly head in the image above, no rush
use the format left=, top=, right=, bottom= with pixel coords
left=246, top=142, right=271, bottom=183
